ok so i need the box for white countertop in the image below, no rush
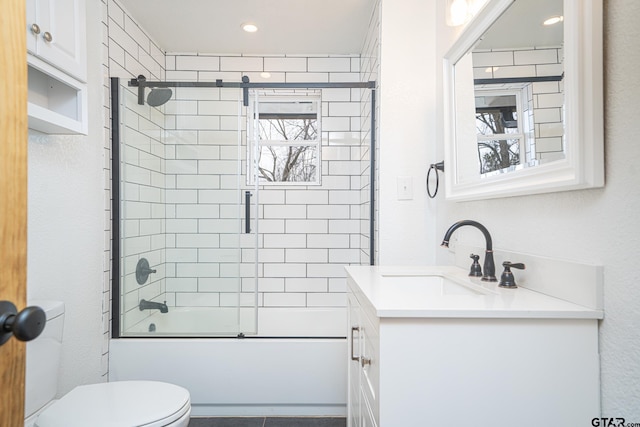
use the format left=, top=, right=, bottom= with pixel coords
left=345, top=265, right=604, bottom=319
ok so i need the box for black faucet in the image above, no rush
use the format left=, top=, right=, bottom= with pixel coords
left=441, top=220, right=497, bottom=282
left=139, top=299, right=168, bottom=313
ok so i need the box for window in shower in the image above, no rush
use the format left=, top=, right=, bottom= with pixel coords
left=248, top=93, right=321, bottom=185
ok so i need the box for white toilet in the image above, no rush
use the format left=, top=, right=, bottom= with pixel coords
left=25, top=301, right=191, bottom=427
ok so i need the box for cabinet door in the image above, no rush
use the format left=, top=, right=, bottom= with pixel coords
left=33, top=0, right=86, bottom=81
left=347, top=293, right=361, bottom=427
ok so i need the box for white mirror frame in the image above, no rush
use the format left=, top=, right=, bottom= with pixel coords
left=443, top=0, right=604, bottom=201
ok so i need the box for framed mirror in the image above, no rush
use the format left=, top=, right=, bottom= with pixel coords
left=443, top=0, right=603, bottom=201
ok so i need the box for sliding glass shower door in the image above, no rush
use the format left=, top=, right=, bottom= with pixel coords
left=113, top=78, right=258, bottom=337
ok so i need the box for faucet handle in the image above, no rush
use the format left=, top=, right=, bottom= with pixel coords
left=469, top=254, right=482, bottom=277
left=499, top=261, right=525, bottom=288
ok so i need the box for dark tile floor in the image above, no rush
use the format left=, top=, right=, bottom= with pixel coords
left=188, top=417, right=346, bottom=427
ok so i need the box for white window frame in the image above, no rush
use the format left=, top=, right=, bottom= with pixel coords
left=247, top=94, right=322, bottom=186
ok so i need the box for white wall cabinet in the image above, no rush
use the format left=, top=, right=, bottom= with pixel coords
left=347, top=275, right=600, bottom=427
left=26, top=0, right=86, bottom=82
left=26, top=0, right=87, bottom=134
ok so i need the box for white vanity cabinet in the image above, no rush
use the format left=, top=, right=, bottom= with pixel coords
left=346, top=267, right=602, bottom=427
left=26, top=0, right=88, bottom=134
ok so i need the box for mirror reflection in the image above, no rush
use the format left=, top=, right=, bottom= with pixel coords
left=460, top=0, right=564, bottom=177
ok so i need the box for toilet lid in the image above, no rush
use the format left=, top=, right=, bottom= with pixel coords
left=35, top=381, right=190, bottom=427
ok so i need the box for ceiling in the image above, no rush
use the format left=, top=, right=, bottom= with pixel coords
left=118, top=0, right=376, bottom=55
left=477, top=0, right=563, bottom=50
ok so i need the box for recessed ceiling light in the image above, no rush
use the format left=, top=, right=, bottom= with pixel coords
left=543, top=15, right=563, bottom=26
left=242, top=23, right=258, bottom=33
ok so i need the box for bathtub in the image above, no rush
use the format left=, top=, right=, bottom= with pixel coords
left=109, top=307, right=347, bottom=416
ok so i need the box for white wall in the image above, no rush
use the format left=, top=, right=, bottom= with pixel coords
left=26, top=0, right=106, bottom=395
left=377, top=0, right=438, bottom=265
left=434, top=0, right=640, bottom=417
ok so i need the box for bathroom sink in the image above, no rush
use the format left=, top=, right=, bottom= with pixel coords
left=379, top=273, right=493, bottom=296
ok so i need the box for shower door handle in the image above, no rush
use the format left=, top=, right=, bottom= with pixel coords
left=245, top=191, right=252, bottom=233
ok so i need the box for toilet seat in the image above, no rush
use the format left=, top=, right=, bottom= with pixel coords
left=34, top=381, right=191, bottom=427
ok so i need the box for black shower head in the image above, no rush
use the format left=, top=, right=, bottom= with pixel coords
left=146, top=88, right=173, bottom=107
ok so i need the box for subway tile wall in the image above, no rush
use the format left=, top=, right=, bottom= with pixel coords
left=473, top=47, right=564, bottom=162
left=104, top=0, right=377, bottom=349
left=104, top=0, right=167, bottom=377
left=162, top=53, right=367, bottom=317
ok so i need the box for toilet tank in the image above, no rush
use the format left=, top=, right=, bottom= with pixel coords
left=25, top=300, right=65, bottom=419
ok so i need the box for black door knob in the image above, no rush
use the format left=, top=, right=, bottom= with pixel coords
left=0, top=301, right=46, bottom=346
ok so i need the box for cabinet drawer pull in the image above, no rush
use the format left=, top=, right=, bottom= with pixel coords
left=350, top=326, right=360, bottom=362
left=43, top=32, right=53, bottom=42
left=31, top=23, right=41, bottom=35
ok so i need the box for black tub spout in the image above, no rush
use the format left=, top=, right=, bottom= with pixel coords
left=139, top=299, right=168, bottom=313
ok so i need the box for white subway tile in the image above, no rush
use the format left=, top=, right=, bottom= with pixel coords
left=165, top=159, right=198, bottom=174
left=166, top=219, right=198, bottom=233
left=263, top=205, right=307, bottom=219
left=176, top=234, right=220, bottom=248
left=493, top=65, right=537, bottom=79
left=537, top=93, right=564, bottom=109
left=139, top=219, right=162, bottom=236
left=472, top=51, right=514, bottom=67
left=164, top=100, right=198, bottom=115
left=285, top=219, right=328, bottom=234
left=321, top=88, right=351, bottom=102
left=285, top=72, right=329, bottom=83
left=263, top=234, right=307, bottom=248
left=285, top=248, right=328, bottom=263
left=264, top=57, right=307, bottom=72
left=176, top=174, right=220, bottom=189
left=176, top=263, right=221, bottom=277
left=329, top=248, right=361, bottom=263
left=308, top=57, right=351, bottom=72
left=176, top=115, right=221, bottom=130
left=322, top=117, right=351, bottom=132
left=329, top=190, right=359, bottom=204
left=176, top=55, right=220, bottom=71
left=514, top=49, right=558, bottom=65
left=165, top=189, right=198, bottom=204
left=175, top=204, right=219, bottom=219
left=257, top=190, right=285, bottom=204
left=285, top=190, right=328, bottom=204
left=263, top=263, right=307, bottom=278
left=198, top=218, right=242, bottom=233
left=123, top=201, right=151, bottom=219
left=307, top=293, right=346, bottom=307
left=198, top=160, right=238, bottom=175
left=199, top=277, right=240, bottom=292
left=257, top=219, right=286, bottom=233
left=285, top=278, right=328, bottom=292
left=328, top=219, right=359, bottom=233
left=535, top=63, right=564, bottom=76
left=307, top=263, right=348, bottom=278
left=307, top=234, right=350, bottom=249
left=166, top=278, right=198, bottom=292
left=328, top=102, right=361, bottom=117
left=307, top=205, right=350, bottom=219
left=328, top=160, right=361, bottom=175
left=256, top=278, right=285, bottom=292
left=329, top=278, right=347, bottom=292
left=166, top=248, right=198, bottom=262
left=198, top=189, right=238, bottom=204
left=198, top=100, right=238, bottom=116
left=263, top=292, right=306, bottom=307
left=176, top=292, right=221, bottom=307
left=220, top=56, right=263, bottom=71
